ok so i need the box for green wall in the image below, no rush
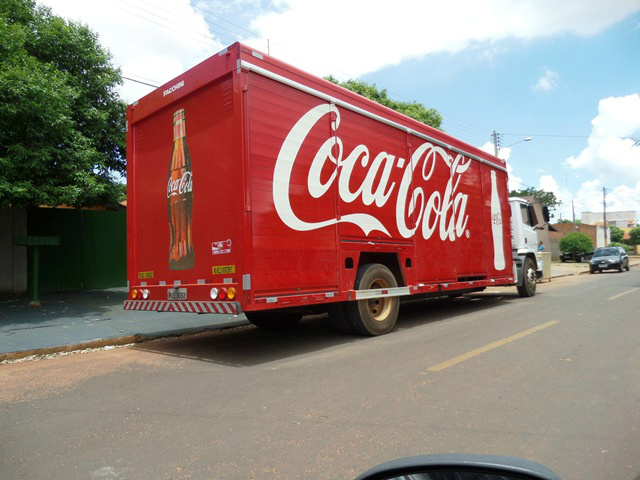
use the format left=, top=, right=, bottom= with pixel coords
left=27, top=208, right=126, bottom=293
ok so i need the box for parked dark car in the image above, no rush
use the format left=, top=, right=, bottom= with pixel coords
left=589, top=246, right=630, bottom=273
left=559, top=250, right=593, bottom=263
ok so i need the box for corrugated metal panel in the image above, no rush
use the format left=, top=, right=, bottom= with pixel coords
left=27, top=208, right=126, bottom=293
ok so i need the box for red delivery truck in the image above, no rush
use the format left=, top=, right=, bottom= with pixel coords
left=125, top=42, right=546, bottom=336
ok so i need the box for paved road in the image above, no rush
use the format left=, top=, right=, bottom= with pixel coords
left=1, top=270, right=639, bottom=479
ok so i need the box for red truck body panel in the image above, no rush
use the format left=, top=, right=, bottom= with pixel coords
left=125, top=43, right=514, bottom=314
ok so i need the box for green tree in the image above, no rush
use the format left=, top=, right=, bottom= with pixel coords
left=609, top=226, right=624, bottom=243
left=607, top=242, right=631, bottom=253
left=509, top=187, right=561, bottom=216
left=325, top=76, right=442, bottom=129
left=629, top=226, right=640, bottom=245
left=0, top=0, right=126, bottom=208
left=559, top=232, right=593, bottom=255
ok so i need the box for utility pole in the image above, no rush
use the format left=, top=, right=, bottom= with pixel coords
left=572, top=201, right=577, bottom=229
left=492, top=130, right=499, bottom=157
left=602, top=187, right=608, bottom=246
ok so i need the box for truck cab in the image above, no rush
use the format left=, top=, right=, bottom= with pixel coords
left=509, top=197, right=548, bottom=297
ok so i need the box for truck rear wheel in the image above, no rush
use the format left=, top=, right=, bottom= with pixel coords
left=517, top=257, right=537, bottom=298
left=245, top=311, right=302, bottom=330
left=345, top=263, right=399, bottom=336
left=327, top=302, right=355, bottom=334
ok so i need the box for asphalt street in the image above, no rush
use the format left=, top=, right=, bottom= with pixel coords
left=1, top=267, right=639, bottom=480
left=3, top=259, right=630, bottom=359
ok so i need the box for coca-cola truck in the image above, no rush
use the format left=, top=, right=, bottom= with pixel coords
left=124, top=42, right=546, bottom=336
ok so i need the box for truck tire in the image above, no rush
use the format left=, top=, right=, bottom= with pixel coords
left=327, top=302, right=355, bottom=334
left=245, top=311, right=302, bottom=330
left=345, top=263, right=399, bottom=336
left=517, top=257, right=537, bottom=298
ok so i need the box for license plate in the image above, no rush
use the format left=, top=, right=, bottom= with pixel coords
left=599, top=263, right=607, bottom=266
left=168, top=288, right=187, bottom=301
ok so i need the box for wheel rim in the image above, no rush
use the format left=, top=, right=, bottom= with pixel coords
left=366, top=278, right=393, bottom=322
left=526, top=268, right=536, bottom=291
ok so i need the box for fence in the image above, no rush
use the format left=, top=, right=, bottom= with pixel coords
left=26, top=208, right=126, bottom=294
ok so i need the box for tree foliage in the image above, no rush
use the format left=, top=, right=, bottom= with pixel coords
left=509, top=187, right=561, bottom=214
left=559, top=232, right=593, bottom=254
left=629, top=226, right=640, bottom=245
left=609, top=226, right=624, bottom=244
left=607, top=242, right=631, bottom=252
left=0, top=0, right=126, bottom=208
left=325, top=76, right=443, bottom=129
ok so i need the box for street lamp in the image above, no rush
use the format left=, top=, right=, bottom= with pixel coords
left=492, top=131, right=532, bottom=157
left=504, top=137, right=532, bottom=148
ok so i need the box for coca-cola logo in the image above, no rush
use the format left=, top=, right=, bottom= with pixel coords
left=167, top=171, right=193, bottom=198
left=273, top=104, right=470, bottom=241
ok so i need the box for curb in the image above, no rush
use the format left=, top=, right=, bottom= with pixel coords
left=0, top=322, right=249, bottom=363
left=2, top=264, right=637, bottom=362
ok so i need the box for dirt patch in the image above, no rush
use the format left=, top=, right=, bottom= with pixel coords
left=0, top=347, right=177, bottom=403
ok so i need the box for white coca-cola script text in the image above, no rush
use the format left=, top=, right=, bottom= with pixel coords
left=273, top=104, right=470, bottom=240
left=167, top=171, right=193, bottom=198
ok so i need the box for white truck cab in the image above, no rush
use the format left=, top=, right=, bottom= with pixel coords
left=509, top=197, right=549, bottom=297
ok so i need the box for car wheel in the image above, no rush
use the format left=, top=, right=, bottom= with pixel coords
left=625, top=264, right=630, bottom=271
left=345, top=263, right=399, bottom=336
left=517, top=257, right=537, bottom=298
left=618, top=263, right=623, bottom=272
left=589, top=267, right=595, bottom=274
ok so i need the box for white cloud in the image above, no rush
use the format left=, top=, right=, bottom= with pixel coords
left=246, top=0, right=640, bottom=78
left=479, top=142, right=523, bottom=192
left=37, top=0, right=640, bottom=100
left=566, top=94, right=640, bottom=184
left=532, top=70, right=559, bottom=91
left=39, top=0, right=223, bottom=102
left=537, top=174, right=573, bottom=219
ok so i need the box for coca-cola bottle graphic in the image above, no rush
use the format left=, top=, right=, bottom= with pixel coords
left=167, top=108, right=194, bottom=270
left=490, top=170, right=506, bottom=270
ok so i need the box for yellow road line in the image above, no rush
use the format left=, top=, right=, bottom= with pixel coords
left=607, top=287, right=639, bottom=301
left=428, top=320, right=559, bottom=372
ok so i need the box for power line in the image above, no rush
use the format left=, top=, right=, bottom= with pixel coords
left=122, top=76, right=158, bottom=88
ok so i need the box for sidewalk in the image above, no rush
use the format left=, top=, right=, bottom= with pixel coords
left=2, top=257, right=638, bottom=360
left=547, top=254, right=640, bottom=279
left=0, top=288, right=246, bottom=360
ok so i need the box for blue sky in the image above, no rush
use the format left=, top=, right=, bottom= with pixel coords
left=365, top=13, right=640, bottom=220
left=41, top=0, right=640, bottom=222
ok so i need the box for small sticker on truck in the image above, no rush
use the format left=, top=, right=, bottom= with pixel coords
left=213, top=265, right=235, bottom=275
left=212, top=239, right=232, bottom=255
left=211, top=265, right=236, bottom=275
left=138, top=271, right=154, bottom=279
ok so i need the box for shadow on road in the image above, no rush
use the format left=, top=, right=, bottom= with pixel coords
left=133, top=292, right=515, bottom=367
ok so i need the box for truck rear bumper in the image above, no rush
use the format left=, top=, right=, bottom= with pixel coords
left=124, top=300, right=240, bottom=315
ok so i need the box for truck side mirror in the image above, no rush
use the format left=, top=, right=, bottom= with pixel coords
left=528, top=205, right=539, bottom=227
left=542, top=206, right=550, bottom=223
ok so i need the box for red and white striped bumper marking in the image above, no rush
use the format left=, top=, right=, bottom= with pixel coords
left=124, top=300, right=238, bottom=314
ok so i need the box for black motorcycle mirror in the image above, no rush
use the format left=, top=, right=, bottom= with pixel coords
left=355, top=454, right=562, bottom=480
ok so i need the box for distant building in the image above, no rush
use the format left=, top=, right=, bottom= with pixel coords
left=581, top=211, right=638, bottom=228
